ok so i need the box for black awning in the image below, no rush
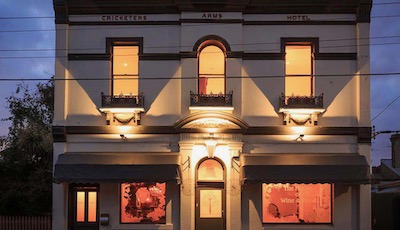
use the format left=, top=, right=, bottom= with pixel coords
left=54, top=153, right=181, bottom=183
left=240, top=154, right=370, bottom=184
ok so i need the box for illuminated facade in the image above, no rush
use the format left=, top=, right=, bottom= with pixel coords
left=52, top=0, right=372, bottom=229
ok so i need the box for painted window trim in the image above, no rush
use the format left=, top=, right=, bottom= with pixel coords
left=282, top=38, right=317, bottom=96
left=106, top=37, right=143, bottom=96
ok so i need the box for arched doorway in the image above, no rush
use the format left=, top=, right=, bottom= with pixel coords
left=195, top=158, right=226, bottom=230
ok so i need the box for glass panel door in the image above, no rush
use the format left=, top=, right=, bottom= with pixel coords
left=70, top=185, right=99, bottom=230
left=196, top=159, right=225, bottom=230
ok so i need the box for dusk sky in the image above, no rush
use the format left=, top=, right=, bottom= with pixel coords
left=0, top=0, right=399, bottom=166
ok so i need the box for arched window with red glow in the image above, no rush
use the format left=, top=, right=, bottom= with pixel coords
left=198, top=45, right=225, bottom=95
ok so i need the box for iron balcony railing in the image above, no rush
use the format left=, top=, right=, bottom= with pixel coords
left=279, top=93, right=324, bottom=109
left=190, top=91, right=233, bottom=107
left=101, top=92, right=144, bottom=108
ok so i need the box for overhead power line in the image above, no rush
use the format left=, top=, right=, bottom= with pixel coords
left=0, top=1, right=398, bottom=20
left=372, top=95, right=400, bottom=122
left=0, top=35, right=399, bottom=53
left=1, top=41, right=399, bottom=59
left=0, top=72, right=398, bottom=82
left=0, top=13, right=400, bottom=33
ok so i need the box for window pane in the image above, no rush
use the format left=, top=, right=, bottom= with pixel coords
left=121, top=182, right=166, bottom=224
left=198, top=159, right=224, bottom=181
left=113, top=75, right=138, bottom=95
left=113, top=46, right=138, bottom=75
left=200, top=190, right=222, bottom=218
left=262, top=183, right=331, bottom=223
left=285, top=46, right=312, bottom=96
left=76, top=191, right=85, bottom=222
left=199, top=45, right=225, bottom=94
left=113, top=46, right=139, bottom=95
left=199, top=46, right=224, bottom=75
left=88, top=191, right=97, bottom=222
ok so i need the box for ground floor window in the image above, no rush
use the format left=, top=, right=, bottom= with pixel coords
left=262, top=183, right=332, bottom=223
left=121, top=182, right=166, bottom=224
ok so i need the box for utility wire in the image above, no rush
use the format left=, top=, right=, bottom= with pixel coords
left=0, top=35, right=399, bottom=53
left=0, top=1, right=398, bottom=20
left=372, top=95, right=400, bottom=122
left=0, top=72, right=397, bottom=82
left=1, top=41, right=399, bottom=59
left=0, top=13, right=400, bottom=34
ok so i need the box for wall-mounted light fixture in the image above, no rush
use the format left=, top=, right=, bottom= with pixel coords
left=205, top=138, right=217, bottom=158
left=296, top=134, right=305, bottom=142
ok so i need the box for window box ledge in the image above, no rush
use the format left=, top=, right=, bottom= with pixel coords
left=189, top=91, right=233, bottom=112
left=278, top=93, right=325, bottom=125
left=99, top=92, right=145, bottom=125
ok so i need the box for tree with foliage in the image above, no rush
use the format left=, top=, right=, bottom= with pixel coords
left=0, top=80, right=53, bottom=215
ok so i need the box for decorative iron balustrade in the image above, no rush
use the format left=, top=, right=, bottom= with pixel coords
left=280, top=93, right=324, bottom=109
left=190, top=91, right=233, bottom=107
left=101, top=92, right=144, bottom=108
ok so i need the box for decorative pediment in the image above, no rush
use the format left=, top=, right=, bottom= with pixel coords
left=174, top=111, right=249, bottom=131
left=182, top=118, right=241, bottom=129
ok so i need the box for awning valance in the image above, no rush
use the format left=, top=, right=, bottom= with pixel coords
left=240, top=154, right=370, bottom=184
left=54, top=153, right=181, bottom=183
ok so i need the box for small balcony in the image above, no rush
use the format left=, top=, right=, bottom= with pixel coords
left=278, top=93, right=325, bottom=126
left=189, top=91, right=234, bottom=112
left=190, top=91, right=233, bottom=111
left=99, top=92, right=145, bottom=125
left=101, top=92, right=144, bottom=109
left=279, top=93, right=324, bottom=109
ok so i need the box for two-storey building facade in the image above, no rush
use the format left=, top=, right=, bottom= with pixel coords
left=52, top=0, right=372, bottom=229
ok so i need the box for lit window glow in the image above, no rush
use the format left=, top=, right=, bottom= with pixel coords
left=113, top=46, right=139, bottom=95
left=76, top=191, right=85, bottom=222
left=121, top=182, right=166, bottom=224
left=199, top=45, right=225, bottom=94
left=200, top=189, right=222, bottom=218
left=88, top=191, right=97, bottom=222
left=262, top=183, right=332, bottom=223
left=285, top=45, right=312, bottom=96
left=198, top=159, right=224, bottom=181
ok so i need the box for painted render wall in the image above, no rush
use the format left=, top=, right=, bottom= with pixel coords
left=53, top=12, right=371, bottom=230
left=62, top=22, right=364, bottom=127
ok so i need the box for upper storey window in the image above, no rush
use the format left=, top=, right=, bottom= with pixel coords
left=279, top=41, right=324, bottom=126
left=99, top=41, right=144, bottom=125
left=113, top=45, right=139, bottom=96
left=285, top=45, right=313, bottom=96
left=199, top=45, right=225, bottom=94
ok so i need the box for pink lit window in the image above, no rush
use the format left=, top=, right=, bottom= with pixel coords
left=121, top=182, right=166, bottom=224
left=262, top=183, right=332, bottom=223
left=197, top=159, right=224, bottom=181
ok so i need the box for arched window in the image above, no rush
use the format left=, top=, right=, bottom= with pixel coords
left=197, top=158, right=224, bottom=182
left=198, top=45, right=225, bottom=94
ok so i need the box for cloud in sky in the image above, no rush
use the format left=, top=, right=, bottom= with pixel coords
left=0, top=1, right=399, bottom=166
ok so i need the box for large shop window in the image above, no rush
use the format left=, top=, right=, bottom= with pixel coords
left=199, top=45, right=225, bottom=94
left=113, top=45, right=139, bottom=95
left=262, top=183, right=332, bottom=223
left=121, top=182, right=166, bottom=224
left=285, top=45, right=313, bottom=96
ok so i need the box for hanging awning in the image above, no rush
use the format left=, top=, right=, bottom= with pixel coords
left=240, top=154, right=370, bottom=184
left=54, top=153, right=181, bottom=183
